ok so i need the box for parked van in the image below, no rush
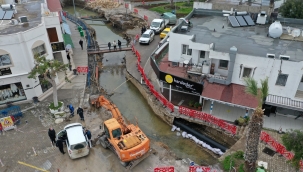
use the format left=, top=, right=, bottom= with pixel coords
left=57, top=123, right=90, bottom=159
left=161, top=12, right=177, bottom=25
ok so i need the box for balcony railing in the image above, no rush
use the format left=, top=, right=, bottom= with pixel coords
left=207, top=73, right=227, bottom=80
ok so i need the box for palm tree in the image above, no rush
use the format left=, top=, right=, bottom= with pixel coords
left=243, top=77, right=269, bottom=172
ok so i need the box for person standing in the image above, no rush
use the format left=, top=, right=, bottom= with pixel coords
left=67, top=104, right=74, bottom=117
left=141, top=26, right=144, bottom=35
left=118, top=40, right=122, bottom=50
left=85, top=129, right=92, bottom=148
left=113, top=40, right=117, bottom=51
left=66, top=51, right=71, bottom=63
left=79, top=39, right=83, bottom=50
left=77, top=106, right=84, bottom=121
left=56, top=139, right=65, bottom=154
left=48, top=127, right=56, bottom=146
left=108, top=42, right=111, bottom=51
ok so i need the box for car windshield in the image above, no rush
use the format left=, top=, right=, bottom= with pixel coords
left=151, top=22, right=160, bottom=27
left=141, top=34, right=150, bottom=38
left=162, top=31, right=169, bottom=34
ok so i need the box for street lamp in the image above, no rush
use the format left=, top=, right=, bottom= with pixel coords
left=72, top=0, right=76, bottom=17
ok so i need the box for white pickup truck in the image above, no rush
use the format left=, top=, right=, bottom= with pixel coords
left=150, top=19, right=169, bottom=34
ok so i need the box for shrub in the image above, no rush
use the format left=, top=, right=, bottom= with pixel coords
left=222, top=155, right=234, bottom=171
left=194, top=102, right=200, bottom=108
left=234, top=151, right=244, bottom=159
left=49, top=101, right=63, bottom=110
left=189, top=100, right=194, bottom=107
left=238, top=164, right=245, bottom=172
left=234, top=119, right=239, bottom=125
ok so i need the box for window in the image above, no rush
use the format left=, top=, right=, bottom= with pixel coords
left=200, top=51, right=205, bottom=58
left=219, top=60, right=229, bottom=69
left=242, top=67, right=252, bottom=78
left=276, top=74, right=288, bottom=86
left=32, top=44, right=46, bottom=56
left=301, top=75, right=303, bottom=82
left=0, top=54, right=12, bottom=68
left=182, top=45, right=192, bottom=56
left=182, top=45, right=187, bottom=54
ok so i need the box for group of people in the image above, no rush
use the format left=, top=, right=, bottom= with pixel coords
left=108, top=40, right=122, bottom=51
left=67, top=104, right=84, bottom=121
left=48, top=126, right=92, bottom=155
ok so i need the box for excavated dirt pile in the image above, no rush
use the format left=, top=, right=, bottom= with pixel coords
left=108, top=13, right=147, bottom=30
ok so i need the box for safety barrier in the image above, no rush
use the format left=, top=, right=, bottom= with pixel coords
left=260, top=131, right=303, bottom=171
left=144, top=15, right=148, bottom=21
left=134, top=8, right=138, bottom=14
left=154, top=166, right=174, bottom=172
left=189, top=166, right=212, bottom=172
left=179, top=106, right=237, bottom=135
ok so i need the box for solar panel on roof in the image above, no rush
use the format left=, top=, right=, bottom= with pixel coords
left=243, top=15, right=255, bottom=26
left=236, top=16, right=247, bottom=26
left=2, top=11, right=14, bottom=20
left=0, top=11, right=5, bottom=20
left=228, top=16, right=240, bottom=27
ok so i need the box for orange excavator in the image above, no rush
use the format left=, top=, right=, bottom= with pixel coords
left=91, top=96, right=152, bottom=170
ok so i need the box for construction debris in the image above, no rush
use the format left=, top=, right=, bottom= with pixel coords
left=86, top=0, right=120, bottom=9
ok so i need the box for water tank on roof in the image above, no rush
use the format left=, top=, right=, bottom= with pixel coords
left=1, top=4, right=14, bottom=10
left=269, top=21, right=283, bottom=38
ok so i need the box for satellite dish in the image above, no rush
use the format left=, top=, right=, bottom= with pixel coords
left=291, top=29, right=301, bottom=37
left=268, top=21, right=283, bottom=38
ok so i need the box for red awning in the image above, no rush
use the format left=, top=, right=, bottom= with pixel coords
left=46, top=0, right=62, bottom=12
left=202, top=80, right=258, bottom=108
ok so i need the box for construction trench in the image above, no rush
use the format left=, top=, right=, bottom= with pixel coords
left=63, top=2, right=238, bottom=167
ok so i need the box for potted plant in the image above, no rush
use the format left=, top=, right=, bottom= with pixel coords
left=197, top=103, right=202, bottom=110
left=189, top=100, right=194, bottom=107
left=194, top=102, right=200, bottom=108
left=28, top=55, right=70, bottom=114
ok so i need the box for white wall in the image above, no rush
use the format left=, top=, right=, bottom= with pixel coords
left=193, top=2, right=213, bottom=9
left=169, top=32, right=210, bottom=63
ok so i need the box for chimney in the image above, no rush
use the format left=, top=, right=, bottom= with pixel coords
left=226, top=46, right=237, bottom=85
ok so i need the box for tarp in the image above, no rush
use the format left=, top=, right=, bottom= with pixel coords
left=62, top=23, right=71, bottom=35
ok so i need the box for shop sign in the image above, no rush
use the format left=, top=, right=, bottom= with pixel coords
left=0, top=116, right=14, bottom=131
left=159, top=72, right=203, bottom=94
left=0, top=67, right=12, bottom=76
left=51, top=42, right=65, bottom=52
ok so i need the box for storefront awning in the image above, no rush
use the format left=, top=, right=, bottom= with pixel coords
left=202, top=80, right=258, bottom=109
left=266, top=94, right=303, bottom=111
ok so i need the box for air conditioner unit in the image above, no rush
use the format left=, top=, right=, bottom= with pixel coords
left=279, top=55, right=290, bottom=60
left=18, top=16, right=28, bottom=23
left=267, top=53, right=275, bottom=58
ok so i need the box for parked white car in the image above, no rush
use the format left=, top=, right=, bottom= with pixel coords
left=57, top=123, right=90, bottom=159
left=139, top=29, right=155, bottom=45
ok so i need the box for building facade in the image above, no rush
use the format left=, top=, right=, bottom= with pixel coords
left=0, top=0, right=67, bottom=105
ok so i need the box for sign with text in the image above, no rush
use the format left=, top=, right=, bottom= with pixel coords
left=77, top=66, right=88, bottom=73
left=51, top=42, right=65, bottom=52
left=125, top=3, right=129, bottom=8
left=0, top=116, right=14, bottom=131
left=154, top=166, right=174, bottom=172
left=159, top=72, right=203, bottom=94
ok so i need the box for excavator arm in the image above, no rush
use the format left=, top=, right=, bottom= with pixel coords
left=94, top=96, right=130, bottom=133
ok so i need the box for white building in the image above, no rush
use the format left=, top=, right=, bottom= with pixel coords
left=165, top=9, right=303, bottom=118
left=0, top=0, right=68, bottom=105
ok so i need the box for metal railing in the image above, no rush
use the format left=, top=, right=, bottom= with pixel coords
left=65, top=12, right=92, bottom=48
left=87, top=42, right=131, bottom=51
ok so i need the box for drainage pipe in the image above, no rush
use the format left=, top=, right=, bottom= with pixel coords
left=173, top=120, right=227, bottom=152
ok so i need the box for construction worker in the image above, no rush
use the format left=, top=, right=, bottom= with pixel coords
left=67, top=104, right=74, bottom=117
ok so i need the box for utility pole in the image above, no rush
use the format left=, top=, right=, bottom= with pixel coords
left=72, top=0, right=76, bottom=17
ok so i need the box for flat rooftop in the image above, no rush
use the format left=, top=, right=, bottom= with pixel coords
left=177, top=15, right=303, bottom=61
left=0, top=0, right=41, bottom=35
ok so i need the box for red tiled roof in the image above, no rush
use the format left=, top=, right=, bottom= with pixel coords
left=46, top=0, right=62, bottom=12
left=202, top=80, right=258, bottom=108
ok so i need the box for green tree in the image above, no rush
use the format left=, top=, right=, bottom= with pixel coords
left=28, top=55, right=69, bottom=108
left=282, top=130, right=303, bottom=169
left=243, top=77, right=269, bottom=172
left=280, top=0, right=303, bottom=19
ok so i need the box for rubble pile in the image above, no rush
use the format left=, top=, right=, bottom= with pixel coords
left=108, top=13, right=147, bottom=30
left=86, top=0, right=120, bottom=9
